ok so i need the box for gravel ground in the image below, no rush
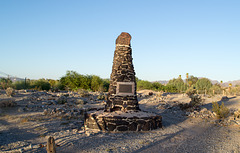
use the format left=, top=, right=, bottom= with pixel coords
left=0, top=90, right=240, bottom=153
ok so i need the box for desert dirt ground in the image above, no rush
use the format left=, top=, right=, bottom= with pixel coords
left=0, top=89, right=240, bottom=153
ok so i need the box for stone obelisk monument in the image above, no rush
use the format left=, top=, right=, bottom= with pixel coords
left=84, top=32, right=162, bottom=132
left=105, top=32, right=139, bottom=112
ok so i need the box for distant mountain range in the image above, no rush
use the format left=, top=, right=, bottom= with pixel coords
left=155, top=78, right=240, bottom=87
left=156, top=80, right=169, bottom=85
left=222, top=80, right=240, bottom=87
left=0, top=76, right=24, bottom=82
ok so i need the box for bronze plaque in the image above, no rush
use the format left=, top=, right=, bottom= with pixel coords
left=116, top=82, right=134, bottom=96
left=119, top=84, right=132, bottom=93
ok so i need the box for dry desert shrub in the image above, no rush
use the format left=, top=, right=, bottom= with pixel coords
left=6, top=87, right=15, bottom=97
left=20, top=118, right=29, bottom=124
left=57, top=96, right=67, bottom=104
left=78, top=89, right=90, bottom=97
left=0, top=99, right=16, bottom=107
left=234, top=109, right=240, bottom=119
left=97, top=92, right=106, bottom=100
left=186, top=87, right=202, bottom=107
left=212, top=102, right=229, bottom=119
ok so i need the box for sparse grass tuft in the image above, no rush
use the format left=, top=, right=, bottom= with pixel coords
left=20, top=118, right=29, bottom=123
left=34, top=127, right=43, bottom=131
left=212, top=102, right=229, bottom=119
left=6, top=87, right=15, bottom=97
left=78, top=89, right=90, bottom=97
left=234, top=110, right=240, bottom=119
left=97, top=93, right=106, bottom=100
left=39, top=134, right=47, bottom=138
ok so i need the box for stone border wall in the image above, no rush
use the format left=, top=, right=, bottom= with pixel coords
left=85, top=112, right=162, bottom=132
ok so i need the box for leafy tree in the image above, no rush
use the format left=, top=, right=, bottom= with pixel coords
left=91, top=75, right=103, bottom=91
left=102, top=79, right=110, bottom=92
left=152, top=82, right=164, bottom=91
left=60, top=71, right=109, bottom=91
left=210, top=83, right=222, bottom=95
left=48, top=79, right=56, bottom=88
left=164, top=85, right=178, bottom=93
left=195, top=78, right=212, bottom=93
left=54, top=81, right=65, bottom=90
left=167, top=78, right=187, bottom=92
left=14, top=80, right=30, bottom=90
left=188, top=75, right=198, bottom=86
left=60, top=71, right=86, bottom=90
left=80, top=75, right=92, bottom=90
left=137, top=80, right=153, bottom=90
left=32, top=79, right=51, bottom=91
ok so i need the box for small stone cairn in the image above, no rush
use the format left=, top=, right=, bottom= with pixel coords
left=85, top=32, right=162, bottom=132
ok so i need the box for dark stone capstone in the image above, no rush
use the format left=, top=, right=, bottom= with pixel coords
left=116, top=32, right=131, bottom=46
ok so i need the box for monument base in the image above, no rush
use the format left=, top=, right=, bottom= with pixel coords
left=84, top=110, right=162, bottom=132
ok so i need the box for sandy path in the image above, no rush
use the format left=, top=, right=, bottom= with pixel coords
left=136, top=118, right=240, bottom=153
left=137, top=96, right=240, bottom=153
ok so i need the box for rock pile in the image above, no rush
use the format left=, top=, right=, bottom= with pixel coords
left=186, top=107, right=240, bottom=126
left=0, top=98, right=16, bottom=107
left=186, top=108, right=216, bottom=118
left=43, top=107, right=83, bottom=118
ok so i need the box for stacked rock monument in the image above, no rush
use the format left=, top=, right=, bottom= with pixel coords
left=105, top=32, right=139, bottom=112
left=85, top=32, right=162, bottom=131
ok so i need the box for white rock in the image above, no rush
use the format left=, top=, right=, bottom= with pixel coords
left=18, top=107, right=24, bottom=112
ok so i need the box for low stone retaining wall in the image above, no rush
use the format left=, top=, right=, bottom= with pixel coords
left=85, top=110, right=162, bottom=132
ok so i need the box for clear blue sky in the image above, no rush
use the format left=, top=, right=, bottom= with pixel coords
left=1, top=0, right=239, bottom=82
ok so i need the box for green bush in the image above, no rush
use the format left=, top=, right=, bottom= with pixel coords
left=137, top=80, right=153, bottom=90
left=60, top=71, right=109, bottom=92
left=195, top=78, right=212, bottom=94
left=210, top=84, right=222, bottom=95
left=102, top=79, right=110, bottom=92
left=32, top=79, right=51, bottom=91
left=137, top=79, right=177, bottom=93
left=13, top=80, right=30, bottom=90
left=152, top=82, right=165, bottom=91
left=164, top=85, right=178, bottom=93
left=186, top=75, right=198, bottom=87
left=91, top=75, right=103, bottom=92
left=55, top=81, right=65, bottom=91
left=0, top=78, right=12, bottom=89
left=167, top=78, right=187, bottom=93
left=47, top=80, right=64, bottom=91
left=60, top=71, right=86, bottom=90
left=212, top=102, right=229, bottom=119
